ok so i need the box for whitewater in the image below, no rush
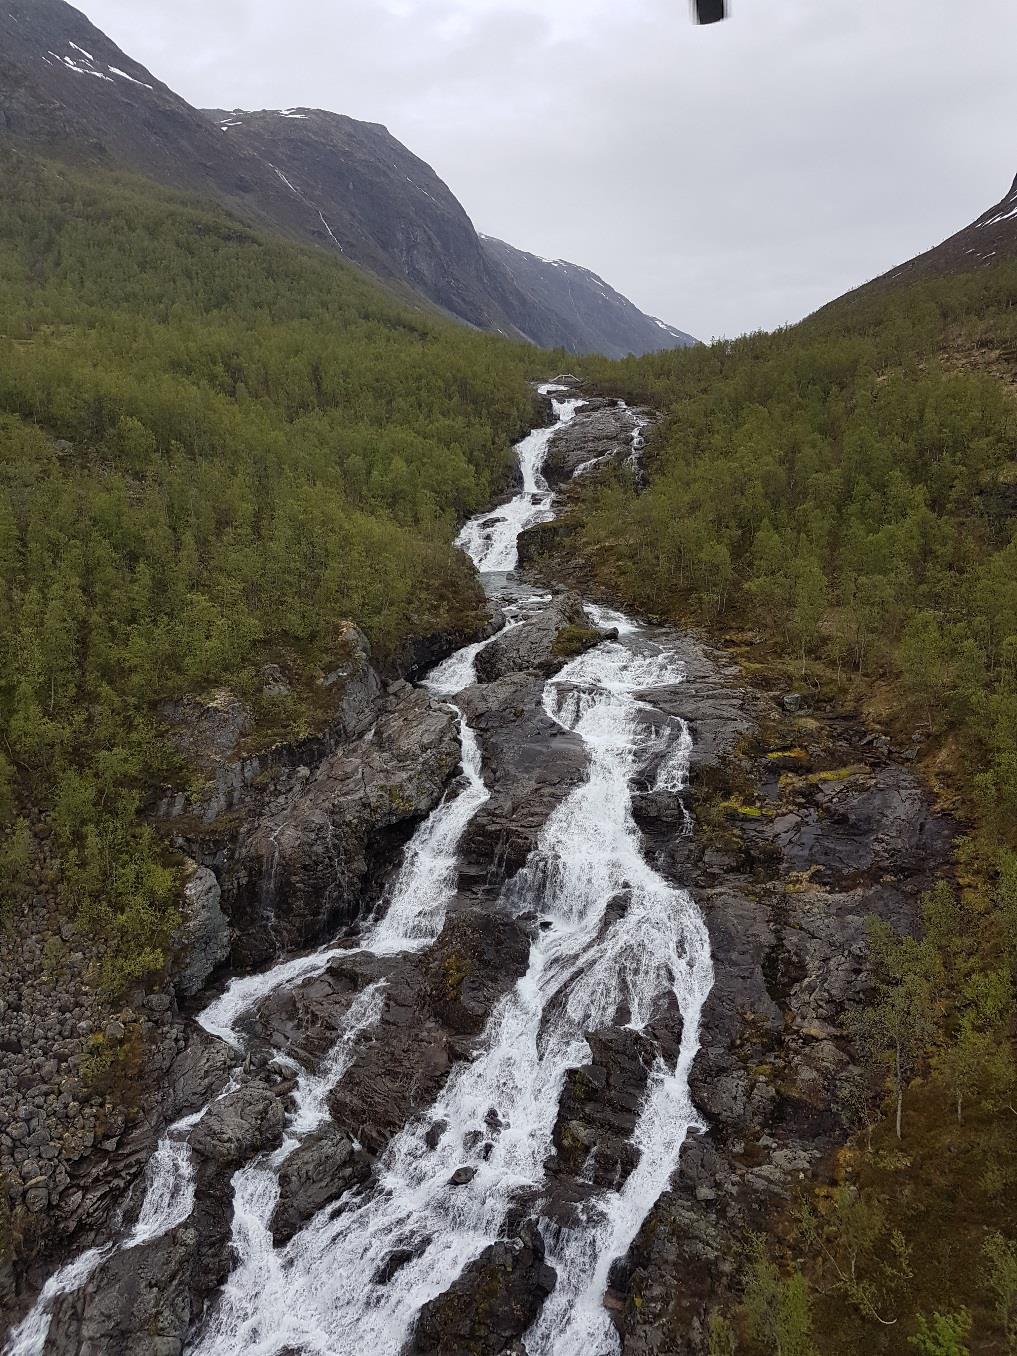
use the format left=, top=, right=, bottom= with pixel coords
left=6, top=383, right=712, bottom=1356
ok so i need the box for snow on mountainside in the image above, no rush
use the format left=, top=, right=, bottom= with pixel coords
left=479, top=236, right=698, bottom=359
left=0, top=0, right=699, bottom=357
left=833, top=171, right=1017, bottom=303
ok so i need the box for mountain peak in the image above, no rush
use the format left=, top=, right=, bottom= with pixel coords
left=0, top=0, right=699, bottom=356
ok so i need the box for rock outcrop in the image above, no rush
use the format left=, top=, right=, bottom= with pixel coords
left=542, top=402, right=652, bottom=486
left=473, top=592, right=609, bottom=683
left=410, top=1222, right=556, bottom=1356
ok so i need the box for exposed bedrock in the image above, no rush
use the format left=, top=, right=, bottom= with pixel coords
left=473, top=591, right=610, bottom=683
left=542, top=401, right=653, bottom=485
left=42, top=1080, right=288, bottom=1356
left=602, top=725, right=954, bottom=1353
left=159, top=625, right=466, bottom=971
left=409, top=1221, right=556, bottom=1356
left=457, top=671, right=589, bottom=886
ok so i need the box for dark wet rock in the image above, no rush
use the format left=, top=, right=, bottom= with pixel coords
left=603, top=733, right=953, bottom=1354
left=44, top=1226, right=196, bottom=1356
left=173, top=864, right=230, bottom=999
left=423, top=908, right=530, bottom=1037
left=189, top=1084, right=284, bottom=1168
left=271, top=1126, right=370, bottom=1243
left=154, top=628, right=460, bottom=979
left=328, top=908, right=530, bottom=1153
left=644, top=642, right=754, bottom=773
left=543, top=403, right=650, bottom=486
left=516, top=519, right=579, bottom=567
left=550, top=1025, right=676, bottom=1189
left=250, top=955, right=377, bottom=1069
left=457, top=672, right=588, bottom=884
left=214, top=683, right=461, bottom=968
left=159, top=1030, right=234, bottom=1121
left=326, top=972, right=451, bottom=1155
left=410, top=1222, right=555, bottom=1355
left=473, top=592, right=607, bottom=682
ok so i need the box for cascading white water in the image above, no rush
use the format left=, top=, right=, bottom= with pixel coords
left=180, top=638, right=711, bottom=1356
left=286, top=981, right=389, bottom=1139
left=4, top=1249, right=110, bottom=1356
left=5, top=618, right=506, bottom=1356
left=4, top=1109, right=208, bottom=1356
left=455, top=393, right=585, bottom=574
left=9, top=383, right=714, bottom=1356
left=125, top=1109, right=207, bottom=1249
left=653, top=717, right=695, bottom=837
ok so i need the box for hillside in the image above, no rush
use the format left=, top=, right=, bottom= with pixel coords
left=826, top=170, right=1017, bottom=307
left=480, top=234, right=698, bottom=359
left=0, top=145, right=544, bottom=994
left=0, top=0, right=697, bottom=357
left=543, top=203, right=1017, bottom=1354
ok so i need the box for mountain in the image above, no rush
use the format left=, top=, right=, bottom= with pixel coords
left=840, top=171, right=1017, bottom=298
left=197, top=105, right=563, bottom=343
left=479, top=235, right=698, bottom=358
left=0, top=0, right=698, bottom=356
left=0, top=0, right=335, bottom=252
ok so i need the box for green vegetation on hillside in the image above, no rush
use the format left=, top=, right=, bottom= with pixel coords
left=570, top=267, right=1017, bottom=1353
left=0, top=151, right=541, bottom=991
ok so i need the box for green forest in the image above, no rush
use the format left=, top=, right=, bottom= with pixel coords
left=567, top=267, right=1017, bottom=1354
left=0, top=150, right=542, bottom=991
left=2, top=136, right=1016, bottom=1354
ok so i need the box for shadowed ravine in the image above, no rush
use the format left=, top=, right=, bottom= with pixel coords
left=6, top=385, right=712, bottom=1356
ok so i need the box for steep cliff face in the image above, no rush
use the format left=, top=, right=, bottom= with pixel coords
left=480, top=235, right=698, bottom=359
left=0, top=0, right=699, bottom=356
left=198, top=107, right=551, bottom=339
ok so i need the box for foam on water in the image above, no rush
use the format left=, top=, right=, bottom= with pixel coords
left=184, top=636, right=711, bottom=1356
left=455, top=393, right=584, bottom=574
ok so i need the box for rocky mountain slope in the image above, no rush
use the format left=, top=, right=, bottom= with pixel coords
left=0, top=0, right=697, bottom=356
left=831, top=169, right=1017, bottom=302
left=480, top=235, right=698, bottom=359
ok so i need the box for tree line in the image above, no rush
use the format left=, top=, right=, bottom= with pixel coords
left=0, top=150, right=545, bottom=992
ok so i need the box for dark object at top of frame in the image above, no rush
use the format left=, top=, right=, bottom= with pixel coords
left=694, top=0, right=727, bottom=23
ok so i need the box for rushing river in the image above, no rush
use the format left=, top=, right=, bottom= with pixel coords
left=7, top=385, right=712, bottom=1356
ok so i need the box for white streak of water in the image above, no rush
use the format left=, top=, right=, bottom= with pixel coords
left=455, top=395, right=584, bottom=574
left=182, top=635, right=711, bottom=1356
left=287, top=981, right=388, bottom=1139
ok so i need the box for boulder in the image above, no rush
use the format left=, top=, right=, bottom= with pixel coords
left=173, top=864, right=230, bottom=999
left=189, top=1084, right=284, bottom=1169
left=410, top=1222, right=556, bottom=1355
left=271, top=1127, right=370, bottom=1243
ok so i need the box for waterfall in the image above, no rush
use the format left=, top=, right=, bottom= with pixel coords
left=455, top=391, right=586, bottom=574
left=8, top=384, right=713, bottom=1356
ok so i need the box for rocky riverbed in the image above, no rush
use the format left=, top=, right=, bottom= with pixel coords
left=1, top=382, right=953, bottom=1356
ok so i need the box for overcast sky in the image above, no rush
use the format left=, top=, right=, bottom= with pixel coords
left=79, top=0, right=1017, bottom=340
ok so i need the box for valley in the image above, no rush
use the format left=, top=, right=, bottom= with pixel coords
left=2, top=3, right=1017, bottom=1353
left=4, top=387, right=954, bottom=1355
